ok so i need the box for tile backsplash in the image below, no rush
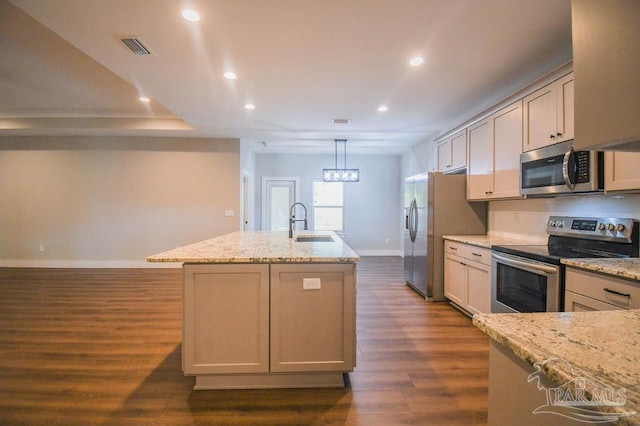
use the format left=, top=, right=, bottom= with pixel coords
left=488, top=193, right=640, bottom=242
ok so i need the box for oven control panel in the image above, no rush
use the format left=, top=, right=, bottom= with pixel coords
left=547, top=216, right=638, bottom=242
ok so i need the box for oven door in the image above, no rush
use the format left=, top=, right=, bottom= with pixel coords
left=491, top=252, right=562, bottom=313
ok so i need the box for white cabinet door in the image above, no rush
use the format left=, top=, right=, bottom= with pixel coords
left=522, top=73, right=574, bottom=152
left=556, top=73, right=574, bottom=144
left=450, top=130, right=467, bottom=171
left=492, top=100, right=523, bottom=199
left=466, top=260, right=491, bottom=316
left=466, top=119, right=493, bottom=200
left=605, top=151, right=640, bottom=192
left=523, top=83, right=557, bottom=152
left=565, top=291, right=624, bottom=312
left=444, top=253, right=467, bottom=307
left=437, top=129, right=467, bottom=173
left=437, top=140, right=452, bottom=172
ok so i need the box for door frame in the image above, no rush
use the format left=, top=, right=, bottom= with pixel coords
left=261, top=177, right=300, bottom=231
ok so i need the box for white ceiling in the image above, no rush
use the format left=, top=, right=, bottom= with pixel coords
left=1, top=0, right=572, bottom=154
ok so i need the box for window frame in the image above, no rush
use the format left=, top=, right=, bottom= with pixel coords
left=311, top=180, right=345, bottom=233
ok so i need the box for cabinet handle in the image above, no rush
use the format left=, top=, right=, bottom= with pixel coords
left=549, top=134, right=556, bottom=139
left=471, top=252, right=482, bottom=257
left=604, top=288, right=631, bottom=298
left=557, top=132, right=563, bottom=137
left=450, top=247, right=458, bottom=251
left=485, top=191, right=493, bottom=195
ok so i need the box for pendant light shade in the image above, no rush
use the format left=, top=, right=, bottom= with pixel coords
left=322, top=139, right=360, bottom=182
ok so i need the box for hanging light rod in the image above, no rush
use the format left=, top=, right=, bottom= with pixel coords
left=322, top=139, right=360, bottom=182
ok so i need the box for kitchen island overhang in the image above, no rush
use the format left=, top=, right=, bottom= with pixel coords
left=148, top=231, right=360, bottom=390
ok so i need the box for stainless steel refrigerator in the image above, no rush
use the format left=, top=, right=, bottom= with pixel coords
left=404, top=172, right=487, bottom=300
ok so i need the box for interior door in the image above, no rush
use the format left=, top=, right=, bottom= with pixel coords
left=262, top=178, right=299, bottom=231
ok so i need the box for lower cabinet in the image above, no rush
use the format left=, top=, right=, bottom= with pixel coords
left=182, top=262, right=356, bottom=386
left=444, top=241, right=492, bottom=315
left=565, top=267, right=640, bottom=311
left=270, top=263, right=356, bottom=373
left=183, top=264, right=270, bottom=375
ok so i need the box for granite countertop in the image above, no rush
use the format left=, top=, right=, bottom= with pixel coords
left=562, top=258, right=640, bottom=282
left=474, top=310, right=640, bottom=424
left=442, top=234, right=540, bottom=249
left=147, top=231, right=360, bottom=264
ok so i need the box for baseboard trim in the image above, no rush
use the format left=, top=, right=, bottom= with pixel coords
left=0, top=260, right=181, bottom=268
left=353, top=249, right=402, bottom=256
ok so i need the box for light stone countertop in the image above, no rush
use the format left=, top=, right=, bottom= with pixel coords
left=442, top=234, right=540, bottom=249
left=474, top=310, right=640, bottom=424
left=562, top=258, right=640, bottom=282
left=147, top=231, right=360, bottom=264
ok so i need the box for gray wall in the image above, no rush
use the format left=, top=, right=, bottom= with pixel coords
left=254, top=153, right=403, bottom=255
left=0, top=136, right=241, bottom=267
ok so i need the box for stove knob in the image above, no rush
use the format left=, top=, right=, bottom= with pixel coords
left=617, top=223, right=626, bottom=232
left=549, top=220, right=556, bottom=227
left=598, top=223, right=606, bottom=231
left=557, top=220, right=564, bottom=228
left=607, top=223, right=615, bottom=231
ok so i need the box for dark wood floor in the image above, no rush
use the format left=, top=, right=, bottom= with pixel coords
left=0, top=257, right=489, bottom=425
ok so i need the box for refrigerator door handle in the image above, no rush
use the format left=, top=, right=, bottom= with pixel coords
left=410, top=198, right=418, bottom=242
left=407, top=198, right=414, bottom=242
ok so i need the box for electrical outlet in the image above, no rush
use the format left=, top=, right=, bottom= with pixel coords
left=39, top=244, right=45, bottom=252
left=224, top=210, right=234, bottom=217
left=302, top=278, right=321, bottom=290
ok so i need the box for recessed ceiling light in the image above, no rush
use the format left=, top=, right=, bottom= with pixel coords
left=377, top=106, right=388, bottom=112
left=244, top=104, right=255, bottom=110
left=409, top=56, right=425, bottom=66
left=223, top=71, right=237, bottom=80
left=181, top=9, right=200, bottom=22
left=138, top=95, right=150, bottom=103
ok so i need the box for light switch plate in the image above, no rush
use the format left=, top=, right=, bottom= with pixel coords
left=302, top=278, right=321, bottom=290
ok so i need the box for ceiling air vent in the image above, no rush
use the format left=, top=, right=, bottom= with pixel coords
left=332, top=118, right=350, bottom=124
left=120, top=36, right=153, bottom=55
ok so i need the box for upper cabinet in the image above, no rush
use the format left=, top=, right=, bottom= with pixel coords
left=604, top=151, right=640, bottom=192
left=572, top=0, right=640, bottom=151
left=467, top=101, right=523, bottom=200
left=522, top=73, right=574, bottom=152
left=437, top=129, right=467, bottom=173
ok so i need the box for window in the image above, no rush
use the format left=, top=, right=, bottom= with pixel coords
left=312, top=181, right=344, bottom=232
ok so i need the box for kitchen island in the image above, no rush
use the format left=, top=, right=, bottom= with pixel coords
left=148, top=231, right=359, bottom=390
left=474, top=310, right=640, bottom=425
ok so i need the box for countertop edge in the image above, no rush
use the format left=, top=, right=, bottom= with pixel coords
left=561, top=258, right=640, bottom=281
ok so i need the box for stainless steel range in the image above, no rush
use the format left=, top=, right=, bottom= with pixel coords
left=491, top=216, right=639, bottom=313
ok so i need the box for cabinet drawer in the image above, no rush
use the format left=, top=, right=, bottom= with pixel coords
left=466, top=246, right=491, bottom=266
left=565, top=268, right=640, bottom=310
left=444, top=241, right=465, bottom=256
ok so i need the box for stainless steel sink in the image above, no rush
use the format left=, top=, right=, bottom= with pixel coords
left=294, top=235, right=334, bottom=242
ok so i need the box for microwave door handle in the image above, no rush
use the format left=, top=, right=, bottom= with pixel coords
left=562, top=147, right=576, bottom=190
left=492, top=253, right=558, bottom=275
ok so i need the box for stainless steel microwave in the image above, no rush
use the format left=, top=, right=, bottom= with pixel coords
left=520, top=140, right=603, bottom=196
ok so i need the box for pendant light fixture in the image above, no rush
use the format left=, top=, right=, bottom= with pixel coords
left=322, top=139, right=360, bottom=182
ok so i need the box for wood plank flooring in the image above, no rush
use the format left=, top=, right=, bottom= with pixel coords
left=0, top=257, right=489, bottom=425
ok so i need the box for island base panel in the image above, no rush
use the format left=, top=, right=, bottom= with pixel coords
left=489, top=340, right=585, bottom=426
left=194, top=372, right=346, bottom=390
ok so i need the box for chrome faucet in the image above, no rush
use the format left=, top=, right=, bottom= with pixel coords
left=289, top=202, right=308, bottom=238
